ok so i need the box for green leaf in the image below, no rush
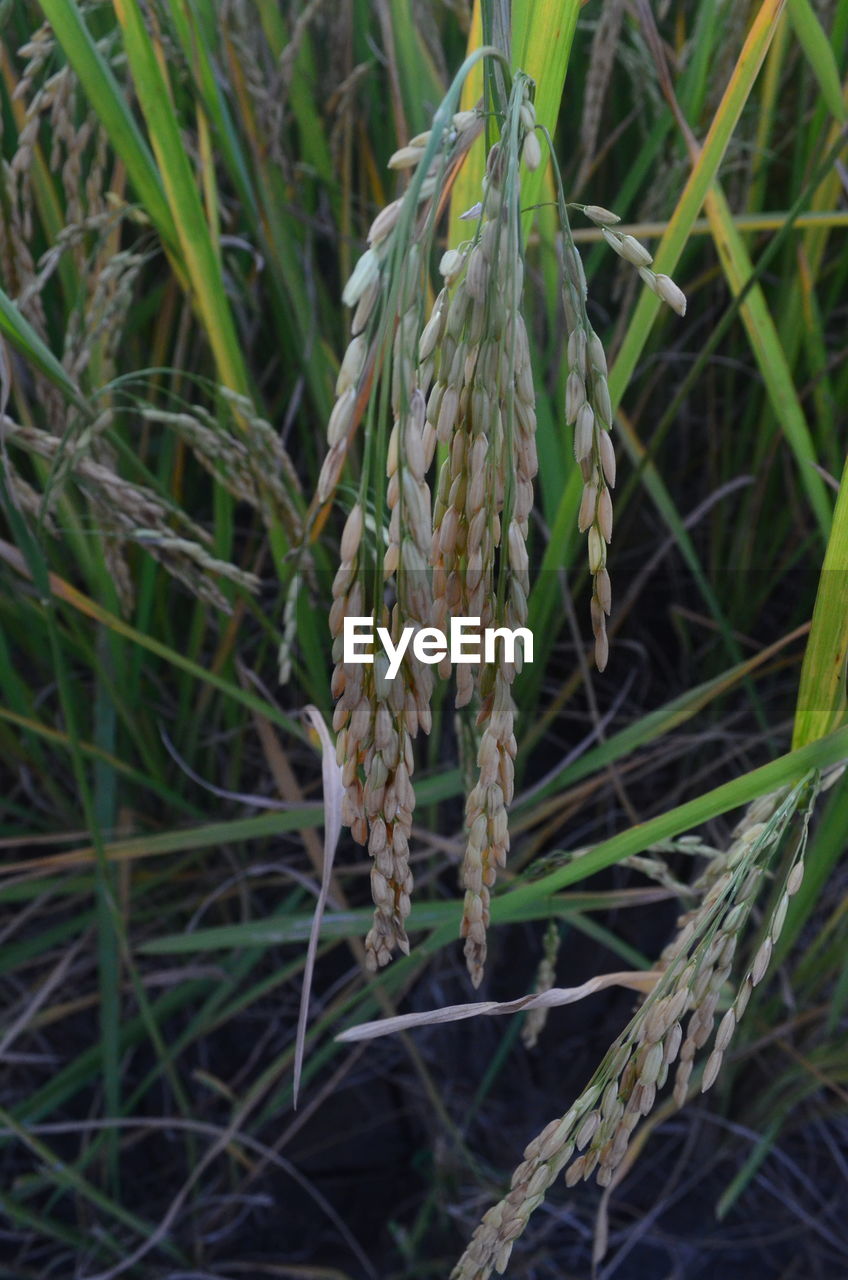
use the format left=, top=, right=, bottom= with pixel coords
left=511, top=0, right=581, bottom=226
left=110, top=0, right=251, bottom=397
left=609, top=0, right=789, bottom=407
left=788, top=0, right=847, bottom=125
left=703, top=180, right=832, bottom=540
left=0, top=290, right=85, bottom=407
left=793, top=457, right=848, bottom=748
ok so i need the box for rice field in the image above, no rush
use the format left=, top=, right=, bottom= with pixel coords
left=0, top=2, right=846, bottom=1277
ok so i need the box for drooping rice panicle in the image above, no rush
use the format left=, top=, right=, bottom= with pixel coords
left=521, top=919, right=561, bottom=1049
left=1, top=418, right=259, bottom=611
left=562, top=202, right=686, bottom=671
left=320, top=50, right=689, bottom=986
left=326, top=102, right=482, bottom=970
left=559, top=225, right=617, bottom=674
left=429, top=76, right=539, bottom=986
left=139, top=401, right=303, bottom=539
left=451, top=773, right=820, bottom=1280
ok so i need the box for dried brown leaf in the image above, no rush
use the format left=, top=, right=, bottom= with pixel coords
left=336, top=970, right=660, bottom=1042
left=293, top=705, right=344, bottom=1107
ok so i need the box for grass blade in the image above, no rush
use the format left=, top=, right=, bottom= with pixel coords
left=702, top=180, right=832, bottom=539
left=110, top=0, right=251, bottom=398
left=788, top=0, right=847, bottom=125
left=511, top=0, right=581, bottom=224
left=293, top=706, right=344, bottom=1108
left=0, top=291, right=84, bottom=407
left=609, top=0, right=788, bottom=406
left=793, top=458, right=848, bottom=748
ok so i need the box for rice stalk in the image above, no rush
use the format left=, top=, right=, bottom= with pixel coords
left=450, top=772, right=824, bottom=1279
left=324, top=51, right=686, bottom=984
left=326, top=92, right=484, bottom=970
left=557, top=190, right=686, bottom=672
left=1, top=417, right=259, bottom=611
left=575, top=0, right=626, bottom=192
left=430, top=76, right=539, bottom=985
left=521, top=919, right=561, bottom=1049
left=139, top=403, right=302, bottom=537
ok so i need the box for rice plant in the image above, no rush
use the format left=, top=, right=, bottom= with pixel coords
left=0, top=1, right=846, bottom=1277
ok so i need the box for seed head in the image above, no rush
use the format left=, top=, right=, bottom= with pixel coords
left=588, top=527, right=605, bottom=573
left=583, top=204, right=621, bottom=226
left=597, top=487, right=613, bottom=542
left=342, top=249, right=380, bottom=308
left=522, top=130, right=542, bottom=172
left=439, top=248, right=465, bottom=283
left=387, top=144, right=424, bottom=170
left=367, top=198, right=403, bottom=247
left=639, top=267, right=687, bottom=316
left=595, top=567, right=611, bottom=614
left=340, top=503, right=364, bottom=562
left=578, top=482, right=597, bottom=533
left=574, top=403, right=594, bottom=461
left=602, top=228, right=653, bottom=268
left=565, top=371, right=586, bottom=423
left=596, top=430, right=615, bottom=487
